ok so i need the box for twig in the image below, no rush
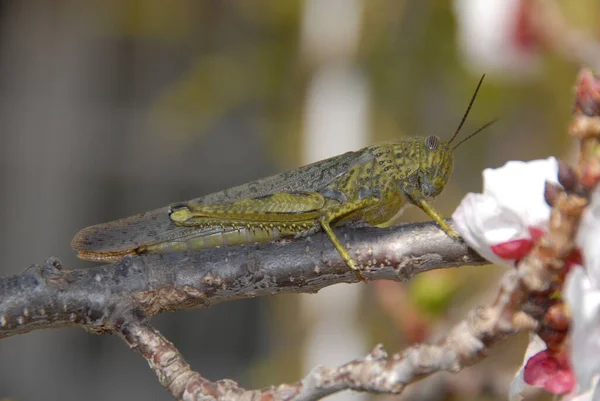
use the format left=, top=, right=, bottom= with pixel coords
left=119, top=271, right=535, bottom=401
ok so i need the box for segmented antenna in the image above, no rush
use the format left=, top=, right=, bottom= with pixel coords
left=452, top=119, right=498, bottom=150
left=448, top=74, right=486, bottom=145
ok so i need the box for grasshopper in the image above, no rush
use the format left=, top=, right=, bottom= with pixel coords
left=72, top=76, right=494, bottom=280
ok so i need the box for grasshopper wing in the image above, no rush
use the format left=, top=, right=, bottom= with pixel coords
left=72, top=149, right=374, bottom=262
left=71, top=207, right=206, bottom=262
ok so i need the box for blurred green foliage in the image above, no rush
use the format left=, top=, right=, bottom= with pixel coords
left=84, top=0, right=598, bottom=171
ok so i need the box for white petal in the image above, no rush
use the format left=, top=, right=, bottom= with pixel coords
left=577, top=187, right=600, bottom=286
left=566, top=376, right=600, bottom=401
left=565, top=266, right=600, bottom=392
left=452, top=193, right=527, bottom=266
left=570, top=187, right=600, bottom=394
left=482, top=157, right=558, bottom=230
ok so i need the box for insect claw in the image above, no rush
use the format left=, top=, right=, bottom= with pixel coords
left=354, top=270, right=368, bottom=282
left=347, top=259, right=367, bottom=282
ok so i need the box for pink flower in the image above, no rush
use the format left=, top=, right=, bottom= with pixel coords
left=524, top=350, right=575, bottom=394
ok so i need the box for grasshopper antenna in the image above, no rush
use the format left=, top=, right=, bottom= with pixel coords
left=452, top=118, right=498, bottom=150
left=448, top=74, right=486, bottom=145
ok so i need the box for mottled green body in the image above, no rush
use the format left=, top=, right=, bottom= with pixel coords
left=72, top=137, right=456, bottom=278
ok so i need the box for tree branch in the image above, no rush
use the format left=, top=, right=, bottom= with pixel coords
left=0, top=220, right=486, bottom=339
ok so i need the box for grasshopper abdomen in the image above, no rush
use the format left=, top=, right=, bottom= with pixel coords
left=145, top=219, right=321, bottom=255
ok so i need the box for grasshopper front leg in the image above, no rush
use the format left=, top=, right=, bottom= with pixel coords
left=319, top=197, right=380, bottom=281
left=416, top=199, right=460, bottom=239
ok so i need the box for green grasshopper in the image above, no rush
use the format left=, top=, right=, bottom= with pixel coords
left=72, top=76, right=493, bottom=280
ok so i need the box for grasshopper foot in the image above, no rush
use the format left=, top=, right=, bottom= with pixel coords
left=347, top=259, right=367, bottom=282
left=437, top=223, right=462, bottom=242
left=416, top=199, right=463, bottom=241
left=354, top=270, right=368, bottom=282
left=423, top=212, right=461, bottom=240
left=444, top=226, right=461, bottom=240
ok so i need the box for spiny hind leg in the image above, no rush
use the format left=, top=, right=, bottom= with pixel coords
left=319, top=197, right=379, bottom=281
left=416, top=199, right=459, bottom=239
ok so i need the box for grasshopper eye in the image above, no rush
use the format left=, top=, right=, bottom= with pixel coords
left=425, top=135, right=440, bottom=150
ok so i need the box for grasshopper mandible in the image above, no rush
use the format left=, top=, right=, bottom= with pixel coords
left=72, top=76, right=494, bottom=280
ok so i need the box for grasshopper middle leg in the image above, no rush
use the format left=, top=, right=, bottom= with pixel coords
left=319, top=197, right=379, bottom=281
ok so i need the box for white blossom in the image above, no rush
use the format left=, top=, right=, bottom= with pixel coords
left=566, top=377, right=600, bottom=401
left=452, top=157, right=559, bottom=266
left=452, top=0, right=540, bottom=78
left=577, top=187, right=600, bottom=286
left=566, top=188, right=600, bottom=393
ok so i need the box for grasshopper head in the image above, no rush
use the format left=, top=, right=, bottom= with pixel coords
left=415, top=74, right=495, bottom=199
left=418, top=135, right=454, bottom=199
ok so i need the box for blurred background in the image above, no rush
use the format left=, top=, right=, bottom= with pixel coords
left=0, top=1, right=597, bottom=400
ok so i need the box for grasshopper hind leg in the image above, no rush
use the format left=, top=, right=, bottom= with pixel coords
left=168, top=193, right=378, bottom=282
